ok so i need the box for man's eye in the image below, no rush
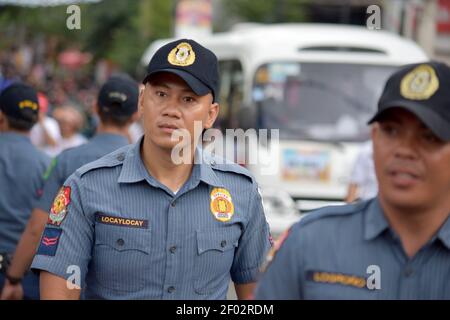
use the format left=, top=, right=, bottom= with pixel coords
left=183, top=96, right=195, bottom=103
left=422, top=131, right=441, bottom=144
left=156, top=91, right=166, bottom=97
left=381, top=123, right=398, bottom=136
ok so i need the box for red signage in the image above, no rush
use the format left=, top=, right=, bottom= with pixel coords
left=438, top=0, right=450, bottom=33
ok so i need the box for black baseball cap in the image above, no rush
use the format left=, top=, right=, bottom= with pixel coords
left=0, top=82, right=39, bottom=124
left=142, top=39, right=219, bottom=102
left=369, top=61, right=450, bottom=141
left=98, top=76, right=139, bottom=116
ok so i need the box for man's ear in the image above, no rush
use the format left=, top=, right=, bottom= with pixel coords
left=138, top=85, right=145, bottom=118
left=204, top=102, right=219, bottom=129
left=0, top=111, right=7, bottom=131
left=130, top=111, right=141, bottom=123
left=371, top=123, right=378, bottom=141
left=93, top=103, right=99, bottom=116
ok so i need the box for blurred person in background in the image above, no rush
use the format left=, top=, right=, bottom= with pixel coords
left=30, top=92, right=62, bottom=156
left=0, top=63, right=20, bottom=93
left=1, top=76, right=139, bottom=300
left=345, top=140, right=378, bottom=203
left=0, top=83, right=50, bottom=300
left=48, top=105, right=87, bottom=156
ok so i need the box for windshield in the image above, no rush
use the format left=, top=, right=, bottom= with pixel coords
left=252, top=62, right=398, bottom=142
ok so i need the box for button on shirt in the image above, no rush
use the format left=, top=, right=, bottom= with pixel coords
left=36, top=133, right=129, bottom=212
left=255, top=198, right=450, bottom=299
left=32, top=138, right=271, bottom=299
left=0, top=132, right=50, bottom=253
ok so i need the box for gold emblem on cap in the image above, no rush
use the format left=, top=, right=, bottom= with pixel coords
left=108, top=92, right=127, bottom=102
left=167, top=42, right=195, bottom=67
left=18, top=100, right=38, bottom=110
left=400, top=64, right=439, bottom=100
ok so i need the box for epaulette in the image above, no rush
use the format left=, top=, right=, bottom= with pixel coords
left=76, top=144, right=131, bottom=177
left=298, top=199, right=371, bottom=227
left=203, top=152, right=255, bottom=184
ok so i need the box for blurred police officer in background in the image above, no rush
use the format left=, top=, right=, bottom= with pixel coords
left=255, top=61, right=450, bottom=299
left=0, top=83, right=50, bottom=300
left=0, top=76, right=139, bottom=300
left=31, top=39, right=271, bottom=300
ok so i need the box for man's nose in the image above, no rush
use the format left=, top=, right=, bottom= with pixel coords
left=394, top=130, right=419, bottom=160
left=161, top=98, right=181, bottom=118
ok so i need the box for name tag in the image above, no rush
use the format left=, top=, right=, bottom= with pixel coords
left=96, top=213, right=148, bottom=229
left=306, top=270, right=367, bottom=289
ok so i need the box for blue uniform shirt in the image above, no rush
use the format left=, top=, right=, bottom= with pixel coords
left=0, top=132, right=50, bottom=252
left=32, top=138, right=271, bottom=299
left=255, top=198, right=450, bottom=299
left=36, top=133, right=129, bottom=212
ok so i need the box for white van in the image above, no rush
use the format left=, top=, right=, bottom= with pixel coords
left=142, top=24, right=428, bottom=234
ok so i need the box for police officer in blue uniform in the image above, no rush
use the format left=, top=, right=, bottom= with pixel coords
left=31, top=39, right=271, bottom=300
left=0, top=83, right=50, bottom=300
left=255, top=61, right=450, bottom=299
left=1, top=76, right=139, bottom=300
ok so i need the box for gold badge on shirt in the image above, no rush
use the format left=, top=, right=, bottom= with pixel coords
left=400, top=64, right=439, bottom=100
left=210, top=188, right=234, bottom=222
left=167, top=42, right=196, bottom=67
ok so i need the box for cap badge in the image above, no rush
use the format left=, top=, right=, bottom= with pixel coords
left=108, top=91, right=127, bottom=102
left=18, top=100, right=38, bottom=110
left=400, top=64, right=439, bottom=100
left=210, top=188, right=234, bottom=222
left=168, top=42, right=196, bottom=67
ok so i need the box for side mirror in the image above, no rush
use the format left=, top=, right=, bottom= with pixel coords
left=237, top=105, right=256, bottom=130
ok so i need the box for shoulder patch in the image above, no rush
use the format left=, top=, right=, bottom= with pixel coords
left=76, top=144, right=131, bottom=177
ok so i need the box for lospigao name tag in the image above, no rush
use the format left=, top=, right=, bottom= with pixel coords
left=96, top=213, right=148, bottom=229
left=306, top=270, right=367, bottom=289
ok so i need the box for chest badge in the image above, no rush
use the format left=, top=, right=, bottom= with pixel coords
left=210, top=188, right=234, bottom=222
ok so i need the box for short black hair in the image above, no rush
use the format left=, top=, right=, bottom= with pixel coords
left=98, top=102, right=134, bottom=127
left=5, top=114, right=37, bottom=131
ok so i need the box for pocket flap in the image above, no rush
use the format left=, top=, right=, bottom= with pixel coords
left=95, top=222, right=151, bottom=254
left=196, top=227, right=241, bottom=254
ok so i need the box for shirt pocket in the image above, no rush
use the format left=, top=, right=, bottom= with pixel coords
left=93, top=222, right=151, bottom=292
left=194, top=226, right=241, bottom=295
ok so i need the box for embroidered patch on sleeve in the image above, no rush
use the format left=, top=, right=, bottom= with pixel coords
left=37, top=227, right=63, bottom=257
left=48, top=186, right=71, bottom=226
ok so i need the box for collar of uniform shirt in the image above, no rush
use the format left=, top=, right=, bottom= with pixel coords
left=1, top=131, right=32, bottom=143
left=195, top=147, right=225, bottom=188
left=364, top=197, right=450, bottom=250
left=437, top=215, right=450, bottom=250
left=92, top=132, right=129, bottom=145
left=363, top=198, right=390, bottom=241
left=117, top=137, right=225, bottom=189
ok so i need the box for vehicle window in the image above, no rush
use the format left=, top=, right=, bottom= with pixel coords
left=253, top=62, right=398, bottom=142
left=217, top=60, right=244, bottom=130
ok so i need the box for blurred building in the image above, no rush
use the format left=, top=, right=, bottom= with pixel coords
left=302, top=0, right=449, bottom=62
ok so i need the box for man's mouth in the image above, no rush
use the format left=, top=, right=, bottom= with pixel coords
left=387, top=168, right=421, bottom=188
left=158, top=123, right=179, bottom=133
